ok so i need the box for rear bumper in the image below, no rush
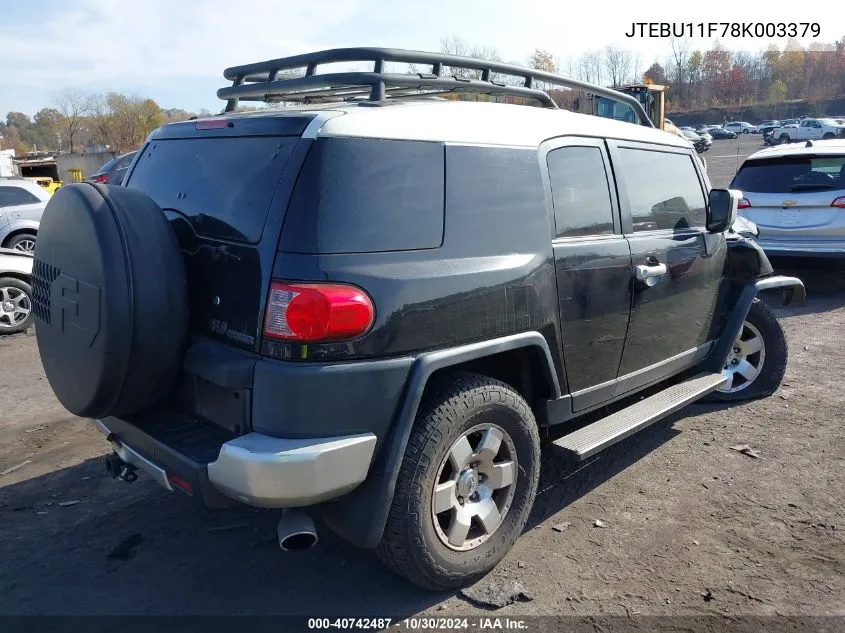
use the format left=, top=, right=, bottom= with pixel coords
left=95, top=417, right=377, bottom=508
left=757, top=238, right=845, bottom=258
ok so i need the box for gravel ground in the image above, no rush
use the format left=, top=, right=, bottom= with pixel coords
left=1, top=135, right=843, bottom=627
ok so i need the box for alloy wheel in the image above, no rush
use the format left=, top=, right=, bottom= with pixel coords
left=431, top=423, right=518, bottom=551
left=0, top=286, right=32, bottom=330
left=719, top=321, right=766, bottom=393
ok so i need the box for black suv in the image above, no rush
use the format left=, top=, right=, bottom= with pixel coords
left=32, top=49, right=805, bottom=591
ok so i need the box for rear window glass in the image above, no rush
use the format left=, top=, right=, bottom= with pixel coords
left=126, top=137, right=297, bottom=243
left=281, top=138, right=444, bottom=254
left=731, top=156, right=845, bottom=194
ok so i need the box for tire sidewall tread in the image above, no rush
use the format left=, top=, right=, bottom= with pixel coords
left=377, top=372, right=540, bottom=590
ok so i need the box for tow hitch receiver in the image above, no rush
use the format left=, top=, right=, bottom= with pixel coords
left=105, top=453, right=138, bottom=482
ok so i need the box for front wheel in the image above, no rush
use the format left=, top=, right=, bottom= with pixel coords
left=823, top=133, right=835, bottom=139
left=707, top=299, right=787, bottom=402
left=7, top=233, right=36, bottom=254
left=377, top=373, right=540, bottom=590
left=0, top=277, right=35, bottom=335
left=779, top=133, right=791, bottom=143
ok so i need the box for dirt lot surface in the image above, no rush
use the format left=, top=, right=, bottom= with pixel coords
left=1, top=136, right=843, bottom=627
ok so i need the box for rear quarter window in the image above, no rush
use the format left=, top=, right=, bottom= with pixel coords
left=280, top=138, right=445, bottom=254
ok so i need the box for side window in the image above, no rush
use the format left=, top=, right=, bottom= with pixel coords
left=0, top=186, right=40, bottom=208
left=547, top=146, right=615, bottom=238
left=616, top=148, right=707, bottom=232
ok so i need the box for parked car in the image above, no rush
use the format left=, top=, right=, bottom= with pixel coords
left=0, top=247, right=34, bottom=335
left=32, top=48, right=805, bottom=591
left=724, top=121, right=755, bottom=134
left=682, top=128, right=711, bottom=153
left=731, top=139, right=845, bottom=257
left=0, top=177, right=49, bottom=253
left=755, top=120, right=780, bottom=133
left=707, top=126, right=738, bottom=140
left=772, top=118, right=845, bottom=144
left=84, top=151, right=137, bottom=185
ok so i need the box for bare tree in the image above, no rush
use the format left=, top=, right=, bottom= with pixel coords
left=54, top=89, right=91, bottom=153
left=604, top=46, right=633, bottom=87
left=670, top=37, right=692, bottom=104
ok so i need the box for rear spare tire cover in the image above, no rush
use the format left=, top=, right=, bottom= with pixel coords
left=33, top=182, right=188, bottom=418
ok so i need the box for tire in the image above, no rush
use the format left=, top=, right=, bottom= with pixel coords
left=823, top=133, right=835, bottom=139
left=377, top=372, right=541, bottom=590
left=33, top=183, right=188, bottom=418
left=779, top=134, right=791, bottom=143
left=743, top=129, right=750, bottom=134
left=6, top=233, right=37, bottom=254
left=0, top=277, right=35, bottom=335
left=706, top=299, right=787, bottom=403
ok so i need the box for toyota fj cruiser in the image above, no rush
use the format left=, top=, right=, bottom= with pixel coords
left=32, top=48, right=805, bottom=590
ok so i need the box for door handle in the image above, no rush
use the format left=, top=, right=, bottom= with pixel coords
left=634, top=263, right=667, bottom=281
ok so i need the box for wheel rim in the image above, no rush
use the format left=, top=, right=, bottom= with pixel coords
left=431, top=423, right=518, bottom=552
left=12, top=238, right=36, bottom=254
left=718, top=321, right=766, bottom=393
left=0, top=286, right=32, bottom=329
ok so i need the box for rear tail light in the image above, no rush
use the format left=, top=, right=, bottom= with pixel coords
left=94, top=174, right=108, bottom=183
left=738, top=197, right=751, bottom=209
left=168, top=474, right=194, bottom=496
left=263, top=282, right=375, bottom=342
left=832, top=196, right=845, bottom=208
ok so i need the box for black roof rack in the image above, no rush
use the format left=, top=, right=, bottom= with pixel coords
left=218, top=47, right=654, bottom=128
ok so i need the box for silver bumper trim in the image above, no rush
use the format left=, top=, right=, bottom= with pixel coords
left=94, top=420, right=174, bottom=492
left=207, top=432, right=377, bottom=508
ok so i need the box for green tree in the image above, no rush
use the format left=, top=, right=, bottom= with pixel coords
left=31, top=108, right=63, bottom=151
left=768, top=79, right=787, bottom=103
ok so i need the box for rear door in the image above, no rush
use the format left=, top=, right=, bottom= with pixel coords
left=609, top=141, right=726, bottom=396
left=543, top=137, right=633, bottom=411
left=731, top=153, right=845, bottom=244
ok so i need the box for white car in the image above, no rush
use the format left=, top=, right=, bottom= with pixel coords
left=0, top=247, right=34, bottom=335
left=755, top=120, right=780, bottom=133
left=730, top=139, right=845, bottom=257
left=0, top=177, right=50, bottom=253
left=724, top=121, right=755, bottom=135
left=773, top=118, right=845, bottom=144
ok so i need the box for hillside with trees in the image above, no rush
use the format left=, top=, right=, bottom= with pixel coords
left=2, top=35, right=842, bottom=156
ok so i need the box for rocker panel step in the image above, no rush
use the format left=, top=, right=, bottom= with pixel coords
left=554, top=372, right=727, bottom=461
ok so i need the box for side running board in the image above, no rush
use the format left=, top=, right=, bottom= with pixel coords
left=554, top=372, right=727, bottom=461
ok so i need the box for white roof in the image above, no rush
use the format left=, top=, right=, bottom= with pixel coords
left=745, top=138, right=845, bottom=161
left=297, top=100, right=689, bottom=149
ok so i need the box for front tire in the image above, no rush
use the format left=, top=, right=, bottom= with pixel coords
left=0, top=277, right=35, bottom=335
left=377, top=373, right=540, bottom=590
left=707, top=299, right=787, bottom=402
left=779, top=133, right=791, bottom=143
left=6, top=233, right=37, bottom=254
left=823, top=132, right=835, bottom=139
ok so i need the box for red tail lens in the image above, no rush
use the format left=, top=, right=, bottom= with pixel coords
left=94, top=174, right=108, bottom=183
left=832, top=196, right=845, bottom=208
left=263, top=282, right=375, bottom=342
left=195, top=119, right=230, bottom=129
left=738, top=197, right=751, bottom=209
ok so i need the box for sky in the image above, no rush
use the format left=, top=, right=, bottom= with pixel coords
left=1, top=0, right=843, bottom=117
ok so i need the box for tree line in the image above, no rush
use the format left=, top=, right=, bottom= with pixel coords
left=440, top=36, right=845, bottom=112
left=2, top=35, right=843, bottom=156
left=0, top=91, right=212, bottom=156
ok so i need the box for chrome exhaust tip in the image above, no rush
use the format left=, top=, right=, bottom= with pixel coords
left=277, top=509, right=318, bottom=551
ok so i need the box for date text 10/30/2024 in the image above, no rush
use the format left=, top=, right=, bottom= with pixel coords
left=307, top=618, right=529, bottom=630
left=625, top=23, right=821, bottom=38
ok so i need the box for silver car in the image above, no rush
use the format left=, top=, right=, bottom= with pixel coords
left=730, top=139, right=845, bottom=257
left=0, top=178, right=50, bottom=253
left=0, top=247, right=34, bottom=335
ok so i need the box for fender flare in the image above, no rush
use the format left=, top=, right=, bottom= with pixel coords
left=318, top=332, right=561, bottom=549
left=705, top=275, right=805, bottom=373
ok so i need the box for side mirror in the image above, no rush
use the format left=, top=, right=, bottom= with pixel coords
left=706, top=188, right=741, bottom=233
